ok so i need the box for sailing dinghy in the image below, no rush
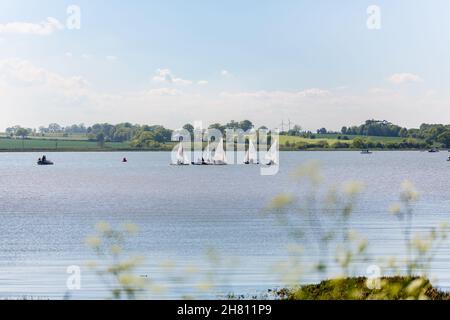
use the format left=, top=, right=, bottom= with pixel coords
left=213, top=139, right=227, bottom=165
left=244, top=140, right=259, bottom=164
left=265, top=140, right=278, bottom=166
left=172, top=143, right=190, bottom=165
left=192, top=143, right=212, bottom=165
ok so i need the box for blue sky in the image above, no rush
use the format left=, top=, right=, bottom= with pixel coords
left=1, top=0, right=450, bottom=130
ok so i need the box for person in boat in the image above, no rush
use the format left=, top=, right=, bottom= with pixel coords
left=42, top=155, right=47, bottom=162
left=122, top=157, right=128, bottom=163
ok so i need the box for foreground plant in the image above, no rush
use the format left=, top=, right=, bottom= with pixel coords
left=268, top=161, right=368, bottom=281
left=277, top=276, right=450, bottom=300
left=269, top=163, right=449, bottom=300
left=390, top=181, right=449, bottom=277
left=85, top=221, right=149, bottom=299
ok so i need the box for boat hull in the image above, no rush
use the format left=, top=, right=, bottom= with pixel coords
left=37, top=161, right=54, bottom=165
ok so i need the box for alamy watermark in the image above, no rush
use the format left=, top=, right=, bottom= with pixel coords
left=366, top=264, right=382, bottom=290
left=367, top=5, right=381, bottom=30
left=66, top=265, right=81, bottom=290
left=66, top=5, right=81, bottom=30
left=170, top=121, right=280, bottom=176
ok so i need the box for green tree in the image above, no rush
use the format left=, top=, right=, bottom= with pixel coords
left=239, top=120, right=254, bottom=132
left=182, top=124, right=194, bottom=135
left=437, top=130, right=450, bottom=148
left=352, top=137, right=367, bottom=149
left=15, top=127, right=30, bottom=139
left=208, top=123, right=225, bottom=133
left=96, top=133, right=105, bottom=147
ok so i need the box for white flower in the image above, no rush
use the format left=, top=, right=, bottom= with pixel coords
left=400, top=180, right=419, bottom=202
left=343, top=181, right=364, bottom=196
left=85, top=236, right=101, bottom=248
left=95, top=221, right=111, bottom=233
left=389, top=203, right=402, bottom=215
left=123, top=222, right=139, bottom=235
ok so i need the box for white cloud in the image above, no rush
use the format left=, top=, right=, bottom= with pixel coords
left=298, top=88, right=330, bottom=97
left=388, top=73, right=423, bottom=85
left=221, top=70, right=230, bottom=76
left=81, top=54, right=91, bottom=60
left=152, top=69, right=192, bottom=85
left=197, top=80, right=208, bottom=85
left=147, top=88, right=182, bottom=96
left=106, top=55, right=118, bottom=62
left=0, top=17, right=64, bottom=36
left=1, top=62, right=448, bottom=133
left=220, top=88, right=330, bottom=100
left=65, top=52, right=73, bottom=58
left=0, top=59, right=88, bottom=92
left=369, top=87, right=390, bottom=94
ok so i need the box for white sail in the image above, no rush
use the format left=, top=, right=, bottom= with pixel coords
left=245, top=139, right=258, bottom=164
left=203, top=143, right=212, bottom=163
left=213, top=139, right=227, bottom=164
left=265, top=140, right=278, bottom=165
left=248, top=140, right=258, bottom=163
left=183, top=145, right=190, bottom=164
left=244, top=150, right=250, bottom=163
left=175, top=143, right=189, bottom=165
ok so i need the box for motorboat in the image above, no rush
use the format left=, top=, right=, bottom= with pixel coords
left=37, top=159, right=54, bottom=165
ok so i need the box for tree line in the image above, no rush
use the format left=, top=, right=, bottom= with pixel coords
left=4, top=119, right=450, bottom=149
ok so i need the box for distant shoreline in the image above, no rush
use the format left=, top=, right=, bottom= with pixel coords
left=0, top=148, right=443, bottom=153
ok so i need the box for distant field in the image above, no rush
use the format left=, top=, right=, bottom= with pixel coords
left=280, top=134, right=414, bottom=145
left=0, top=133, right=425, bottom=152
left=0, top=137, right=131, bottom=151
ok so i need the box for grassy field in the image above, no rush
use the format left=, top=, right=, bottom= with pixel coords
left=279, top=134, right=410, bottom=145
left=0, top=136, right=131, bottom=151
left=0, top=133, right=426, bottom=152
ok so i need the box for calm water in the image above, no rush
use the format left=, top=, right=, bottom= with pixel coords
left=0, top=151, right=450, bottom=299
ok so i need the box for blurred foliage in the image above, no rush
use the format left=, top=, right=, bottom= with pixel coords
left=276, top=277, right=450, bottom=300
left=84, top=162, right=449, bottom=300
left=85, top=222, right=150, bottom=300
left=267, top=161, right=449, bottom=300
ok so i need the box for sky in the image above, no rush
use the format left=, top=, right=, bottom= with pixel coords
left=0, top=0, right=450, bottom=131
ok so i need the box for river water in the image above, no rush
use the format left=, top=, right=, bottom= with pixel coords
left=0, top=151, right=449, bottom=299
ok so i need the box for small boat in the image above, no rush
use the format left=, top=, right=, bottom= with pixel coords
left=171, top=143, right=190, bottom=165
left=429, top=148, right=440, bottom=153
left=122, top=157, right=128, bottom=163
left=264, top=140, right=279, bottom=166
left=212, top=139, right=227, bottom=165
left=192, top=143, right=213, bottom=165
left=203, top=143, right=212, bottom=165
left=361, top=149, right=372, bottom=154
left=447, top=157, right=450, bottom=162
left=192, top=161, right=210, bottom=166
left=244, top=140, right=259, bottom=164
left=37, top=160, right=54, bottom=165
